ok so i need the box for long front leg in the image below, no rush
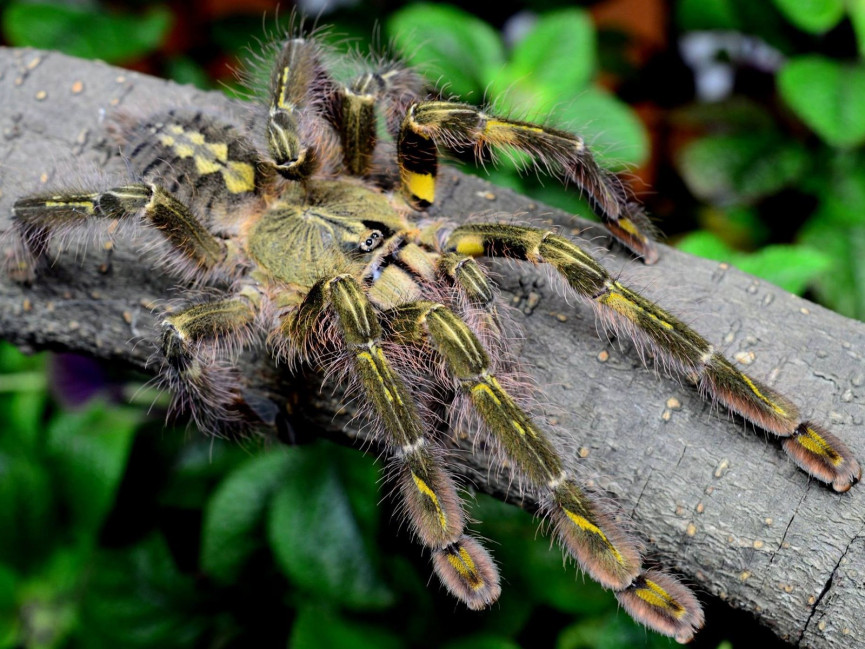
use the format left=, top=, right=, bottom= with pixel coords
left=445, top=223, right=861, bottom=493
left=396, top=101, right=657, bottom=263
left=12, top=184, right=231, bottom=281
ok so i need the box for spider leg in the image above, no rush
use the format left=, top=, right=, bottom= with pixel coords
left=11, top=184, right=230, bottom=280
left=439, top=252, right=509, bottom=342
left=160, top=290, right=259, bottom=432
left=396, top=101, right=657, bottom=263
left=328, top=63, right=427, bottom=176
left=283, top=274, right=501, bottom=609
left=266, top=36, right=334, bottom=179
left=389, top=300, right=703, bottom=643
left=446, top=223, right=862, bottom=492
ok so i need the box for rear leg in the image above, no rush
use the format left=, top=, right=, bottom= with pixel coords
left=388, top=299, right=704, bottom=643
left=158, top=289, right=260, bottom=434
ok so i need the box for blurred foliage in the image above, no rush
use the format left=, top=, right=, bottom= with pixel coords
left=2, top=0, right=864, bottom=648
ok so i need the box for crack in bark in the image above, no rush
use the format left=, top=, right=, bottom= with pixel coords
left=769, top=488, right=810, bottom=567
left=798, top=534, right=861, bottom=647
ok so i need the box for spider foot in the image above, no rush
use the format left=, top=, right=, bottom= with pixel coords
left=432, top=536, right=501, bottom=611
left=616, top=570, right=705, bottom=644
left=783, top=422, right=862, bottom=492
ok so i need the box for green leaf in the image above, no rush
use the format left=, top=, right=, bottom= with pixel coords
left=17, top=548, right=87, bottom=649
left=677, top=230, right=735, bottom=260
left=387, top=4, right=505, bottom=99
left=851, top=0, right=865, bottom=58
left=771, top=0, right=844, bottom=33
left=779, top=57, right=865, bottom=149
left=81, top=534, right=205, bottom=649
left=795, top=154, right=865, bottom=318
left=2, top=3, right=171, bottom=63
left=200, top=447, right=295, bottom=582
left=289, top=606, right=403, bottom=649
left=808, top=223, right=865, bottom=317
left=0, top=454, right=54, bottom=569
left=165, top=57, right=213, bottom=91
left=676, top=0, right=740, bottom=30
left=677, top=133, right=807, bottom=204
left=678, top=231, right=831, bottom=295
left=556, top=612, right=672, bottom=649
left=442, top=635, right=522, bottom=649
left=736, top=245, right=832, bottom=294
left=46, top=402, right=140, bottom=538
left=503, top=9, right=595, bottom=107
left=555, top=87, right=649, bottom=169
left=267, top=448, right=392, bottom=609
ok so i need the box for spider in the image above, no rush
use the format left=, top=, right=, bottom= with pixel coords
left=7, top=29, right=861, bottom=644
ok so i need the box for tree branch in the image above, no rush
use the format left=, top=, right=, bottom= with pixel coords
left=2, top=48, right=864, bottom=648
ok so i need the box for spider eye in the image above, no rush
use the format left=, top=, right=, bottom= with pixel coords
left=360, top=229, right=383, bottom=252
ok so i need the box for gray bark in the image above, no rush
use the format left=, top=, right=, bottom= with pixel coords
left=1, top=47, right=864, bottom=648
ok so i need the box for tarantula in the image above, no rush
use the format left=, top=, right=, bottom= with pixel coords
left=8, top=30, right=861, bottom=643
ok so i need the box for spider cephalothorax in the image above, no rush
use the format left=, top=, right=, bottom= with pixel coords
left=9, top=30, right=861, bottom=644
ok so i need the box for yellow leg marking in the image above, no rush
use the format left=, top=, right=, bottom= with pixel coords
left=470, top=382, right=501, bottom=405
left=563, top=508, right=626, bottom=566
left=374, top=347, right=403, bottom=406
left=602, top=286, right=674, bottom=331
left=426, top=307, right=486, bottom=371
left=356, top=351, right=394, bottom=403
left=797, top=427, right=843, bottom=465
left=411, top=472, right=449, bottom=532
left=44, top=200, right=95, bottom=213
left=637, top=579, right=687, bottom=617
left=484, top=119, right=544, bottom=133
left=739, top=373, right=789, bottom=416
left=276, top=67, right=290, bottom=109
left=455, top=234, right=486, bottom=258
left=447, top=547, right=483, bottom=589
left=616, top=217, right=645, bottom=239
left=404, top=171, right=436, bottom=204
left=332, top=279, right=372, bottom=338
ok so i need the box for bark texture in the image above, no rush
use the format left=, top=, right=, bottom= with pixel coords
left=1, top=48, right=865, bottom=648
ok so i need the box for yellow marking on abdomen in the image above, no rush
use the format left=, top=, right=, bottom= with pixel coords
left=411, top=472, right=449, bottom=532
left=563, top=508, right=625, bottom=565
left=224, top=161, right=256, bottom=193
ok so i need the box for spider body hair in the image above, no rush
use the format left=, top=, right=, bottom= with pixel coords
left=10, top=25, right=860, bottom=646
